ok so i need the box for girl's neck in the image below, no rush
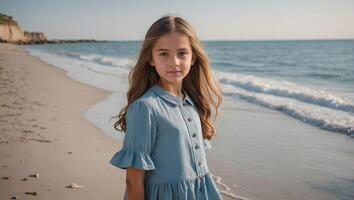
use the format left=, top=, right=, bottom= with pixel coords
left=157, top=81, right=185, bottom=99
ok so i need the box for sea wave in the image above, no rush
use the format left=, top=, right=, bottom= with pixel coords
left=215, top=71, right=354, bottom=113
left=49, top=50, right=135, bottom=69
left=215, top=71, right=354, bottom=135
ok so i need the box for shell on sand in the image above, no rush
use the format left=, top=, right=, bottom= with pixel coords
left=67, top=182, right=84, bottom=189
left=29, top=173, right=39, bottom=178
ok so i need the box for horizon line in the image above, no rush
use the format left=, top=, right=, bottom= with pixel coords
left=48, top=38, right=354, bottom=42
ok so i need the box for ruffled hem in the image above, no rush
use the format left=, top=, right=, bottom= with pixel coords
left=124, top=172, right=222, bottom=200
left=109, top=148, right=155, bottom=170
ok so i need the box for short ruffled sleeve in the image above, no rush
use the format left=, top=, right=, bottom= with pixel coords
left=109, top=100, right=157, bottom=170
left=203, top=138, right=212, bottom=151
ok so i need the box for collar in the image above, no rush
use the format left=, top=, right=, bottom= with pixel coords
left=150, top=84, right=194, bottom=107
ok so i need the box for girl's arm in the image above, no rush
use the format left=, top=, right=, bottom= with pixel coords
left=126, top=167, right=145, bottom=200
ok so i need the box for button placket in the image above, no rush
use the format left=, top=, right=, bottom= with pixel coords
left=186, top=110, right=204, bottom=175
left=187, top=112, right=202, bottom=171
left=179, top=105, right=203, bottom=176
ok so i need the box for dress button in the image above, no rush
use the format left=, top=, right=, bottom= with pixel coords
left=195, top=145, right=200, bottom=149
left=192, top=133, right=197, bottom=137
left=188, top=117, right=192, bottom=122
left=198, top=161, right=202, bottom=166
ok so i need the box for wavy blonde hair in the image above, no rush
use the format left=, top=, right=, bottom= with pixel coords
left=113, top=15, right=222, bottom=140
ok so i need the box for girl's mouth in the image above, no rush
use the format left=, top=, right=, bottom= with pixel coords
left=168, top=70, right=182, bottom=73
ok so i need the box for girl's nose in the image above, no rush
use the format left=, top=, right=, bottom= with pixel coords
left=170, top=55, right=180, bottom=66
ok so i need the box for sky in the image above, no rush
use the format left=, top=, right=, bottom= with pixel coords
left=1, top=0, right=354, bottom=40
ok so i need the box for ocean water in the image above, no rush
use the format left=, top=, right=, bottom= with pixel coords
left=25, top=40, right=354, bottom=200
left=26, top=40, right=354, bottom=135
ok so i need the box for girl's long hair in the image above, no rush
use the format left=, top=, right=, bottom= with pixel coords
left=112, top=15, right=222, bottom=140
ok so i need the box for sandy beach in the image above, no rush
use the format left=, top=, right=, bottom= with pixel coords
left=0, top=43, right=125, bottom=199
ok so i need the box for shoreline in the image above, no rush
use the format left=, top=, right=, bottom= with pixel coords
left=3, top=42, right=354, bottom=200
left=0, top=43, right=125, bottom=199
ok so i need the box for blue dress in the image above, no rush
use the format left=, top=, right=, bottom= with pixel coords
left=110, top=84, right=223, bottom=200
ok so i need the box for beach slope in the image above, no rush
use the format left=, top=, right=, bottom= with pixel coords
left=0, top=44, right=125, bottom=200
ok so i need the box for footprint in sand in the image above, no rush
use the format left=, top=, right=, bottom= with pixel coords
left=0, top=104, right=11, bottom=108
left=25, top=192, right=38, bottom=196
left=21, top=130, right=33, bottom=133
left=36, top=139, right=51, bottom=143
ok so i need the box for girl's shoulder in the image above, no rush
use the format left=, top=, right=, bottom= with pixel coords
left=127, top=87, right=159, bottom=116
left=132, top=86, right=158, bottom=105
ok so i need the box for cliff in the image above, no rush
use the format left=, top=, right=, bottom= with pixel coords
left=0, top=13, right=107, bottom=45
left=0, top=13, right=47, bottom=44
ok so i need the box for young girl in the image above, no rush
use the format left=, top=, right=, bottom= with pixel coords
left=110, top=15, right=223, bottom=200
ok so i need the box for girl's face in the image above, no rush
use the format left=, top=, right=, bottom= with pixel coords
left=150, top=32, right=195, bottom=87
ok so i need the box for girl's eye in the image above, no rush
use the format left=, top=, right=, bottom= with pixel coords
left=179, top=51, right=188, bottom=56
left=159, top=52, right=168, bottom=57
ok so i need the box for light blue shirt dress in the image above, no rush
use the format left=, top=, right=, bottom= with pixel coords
left=110, top=84, right=223, bottom=200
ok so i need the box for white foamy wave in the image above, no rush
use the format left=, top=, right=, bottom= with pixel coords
left=221, top=83, right=354, bottom=135
left=215, top=71, right=354, bottom=114
left=26, top=48, right=129, bottom=92
left=28, top=49, right=130, bottom=77
left=78, top=54, right=135, bottom=69
left=212, top=174, right=250, bottom=200
left=49, top=50, right=135, bottom=69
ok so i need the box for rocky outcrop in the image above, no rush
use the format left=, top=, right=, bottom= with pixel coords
left=24, top=32, right=47, bottom=44
left=0, top=13, right=47, bottom=44
left=0, top=13, right=107, bottom=45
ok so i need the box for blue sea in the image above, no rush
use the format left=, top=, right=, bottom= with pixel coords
left=26, top=40, right=354, bottom=135
left=26, top=40, right=354, bottom=200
